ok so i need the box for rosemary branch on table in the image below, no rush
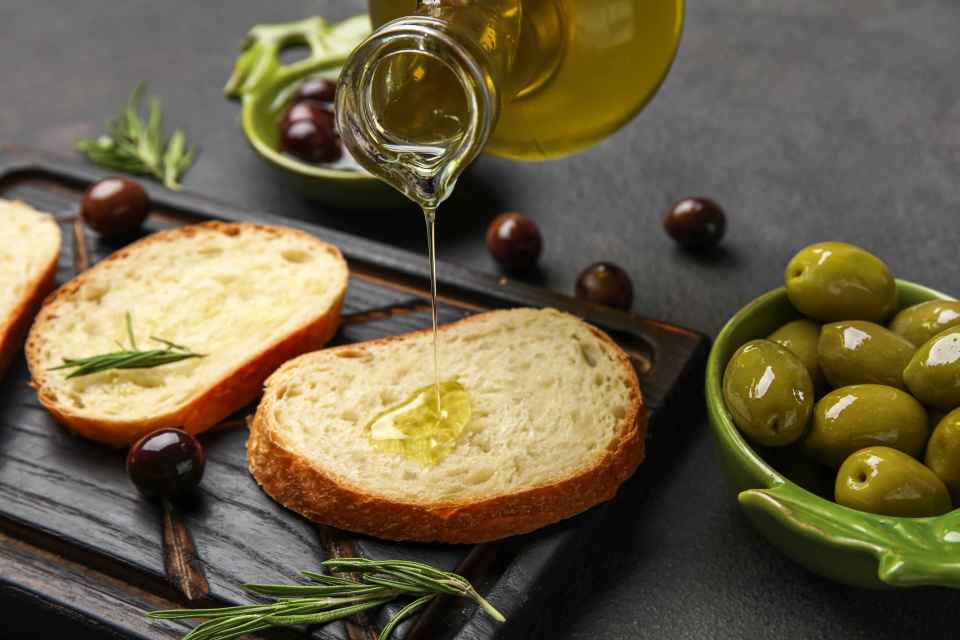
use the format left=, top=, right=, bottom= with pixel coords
left=148, top=558, right=505, bottom=640
left=75, top=82, right=196, bottom=190
left=49, top=312, right=204, bottom=379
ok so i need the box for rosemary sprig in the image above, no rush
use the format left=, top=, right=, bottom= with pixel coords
left=148, top=558, right=504, bottom=640
left=75, top=83, right=196, bottom=190
left=49, top=312, right=204, bottom=379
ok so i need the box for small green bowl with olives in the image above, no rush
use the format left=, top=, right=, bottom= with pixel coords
left=706, top=242, right=960, bottom=589
left=225, top=15, right=401, bottom=207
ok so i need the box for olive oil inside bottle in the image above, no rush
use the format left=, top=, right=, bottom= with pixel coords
left=366, top=0, right=684, bottom=159
left=369, top=51, right=470, bottom=148
left=367, top=380, right=472, bottom=465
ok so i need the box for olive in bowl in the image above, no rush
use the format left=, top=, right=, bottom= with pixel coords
left=889, top=300, right=960, bottom=346
left=294, top=77, right=337, bottom=103
left=925, top=408, right=960, bottom=503
left=225, top=14, right=400, bottom=207
left=767, top=319, right=825, bottom=391
left=801, top=384, right=928, bottom=468
left=784, top=242, right=897, bottom=323
left=835, top=446, right=951, bottom=518
left=706, top=280, right=960, bottom=589
left=722, top=340, right=813, bottom=447
left=281, top=111, right=342, bottom=164
left=816, top=321, right=915, bottom=390
left=902, top=326, right=960, bottom=410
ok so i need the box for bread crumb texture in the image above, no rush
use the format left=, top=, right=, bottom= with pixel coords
left=0, top=200, right=60, bottom=322
left=30, top=223, right=346, bottom=422
left=262, top=308, right=638, bottom=503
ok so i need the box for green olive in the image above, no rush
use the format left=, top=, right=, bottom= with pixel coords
left=784, top=242, right=897, bottom=323
left=889, top=300, right=960, bottom=347
left=803, top=384, right=928, bottom=468
left=903, top=327, right=960, bottom=410
left=768, top=319, right=825, bottom=391
left=723, top=340, right=814, bottom=447
left=925, top=408, right=960, bottom=503
left=817, top=321, right=915, bottom=389
left=835, top=446, right=952, bottom=517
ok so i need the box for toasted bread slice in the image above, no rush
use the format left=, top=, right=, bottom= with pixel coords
left=249, top=308, right=644, bottom=543
left=0, top=200, right=61, bottom=376
left=27, top=222, right=348, bottom=447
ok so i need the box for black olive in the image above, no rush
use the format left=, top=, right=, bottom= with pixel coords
left=294, top=77, right=337, bottom=103
left=81, top=177, right=150, bottom=238
left=127, top=428, right=205, bottom=500
left=280, top=110, right=342, bottom=163
left=485, top=212, right=543, bottom=272
left=281, top=99, right=332, bottom=129
left=663, top=197, right=726, bottom=250
left=575, top=263, right=634, bottom=311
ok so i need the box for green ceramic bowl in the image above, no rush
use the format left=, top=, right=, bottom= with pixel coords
left=706, top=280, right=960, bottom=589
left=225, top=15, right=401, bottom=207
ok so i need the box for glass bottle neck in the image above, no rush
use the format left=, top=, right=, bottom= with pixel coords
left=336, top=4, right=520, bottom=209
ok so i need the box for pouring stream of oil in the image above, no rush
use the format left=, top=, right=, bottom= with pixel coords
left=423, top=205, right=442, bottom=411
left=365, top=203, right=472, bottom=466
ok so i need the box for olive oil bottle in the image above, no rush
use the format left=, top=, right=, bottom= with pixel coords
left=366, top=0, right=684, bottom=160
left=339, top=0, right=684, bottom=205
left=340, top=0, right=683, bottom=460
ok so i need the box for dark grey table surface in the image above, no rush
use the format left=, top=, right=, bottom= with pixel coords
left=2, top=1, right=959, bottom=638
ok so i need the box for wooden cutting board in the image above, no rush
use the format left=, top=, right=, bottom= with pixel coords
left=0, top=147, right=708, bottom=640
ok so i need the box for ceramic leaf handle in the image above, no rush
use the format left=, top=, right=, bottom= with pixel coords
left=739, top=482, right=960, bottom=589
left=225, top=15, right=371, bottom=100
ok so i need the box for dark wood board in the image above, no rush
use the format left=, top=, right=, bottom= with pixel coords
left=0, top=147, right=708, bottom=640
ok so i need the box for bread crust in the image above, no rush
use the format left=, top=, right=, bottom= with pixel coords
left=248, top=310, right=646, bottom=544
left=26, top=221, right=347, bottom=448
left=0, top=222, right=60, bottom=377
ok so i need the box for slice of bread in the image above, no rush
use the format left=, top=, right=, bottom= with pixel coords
left=249, top=307, right=645, bottom=543
left=27, top=222, right=348, bottom=447
left=0, top=200, right=61, bottom=376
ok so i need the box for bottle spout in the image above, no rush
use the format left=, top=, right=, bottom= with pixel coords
left=336, top=16, right=499, bottom=209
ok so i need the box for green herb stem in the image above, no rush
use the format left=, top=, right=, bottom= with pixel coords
left=378, top=594, right=435, bottom=640
left=50, top=312, right=204, bottom=379
left=148, top=559, right=504, bottom=640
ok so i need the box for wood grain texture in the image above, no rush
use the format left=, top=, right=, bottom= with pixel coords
left=161, top=504, right=210, bottom=603
left=0, top=150, right=708, bottom=640
left=0, top=529, right=190, bottom=640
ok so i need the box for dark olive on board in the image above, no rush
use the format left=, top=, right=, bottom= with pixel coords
left=575, top=263, right=634, bottom=311
left=81, top=177, right=150, bottom=237
left=127, top=428, right=205, bottom=500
